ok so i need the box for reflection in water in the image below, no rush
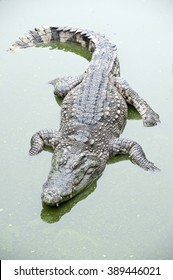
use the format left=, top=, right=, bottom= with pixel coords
left=41, top=182, right=97, bottom=223
left=38, top=41, right=92, bottom=61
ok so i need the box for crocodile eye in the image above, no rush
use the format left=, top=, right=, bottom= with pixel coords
left=71, top=161, right=79, bottom=170
left=86, top=167, right=94, bottom=175
left=70, top=153, right=86, bottom=170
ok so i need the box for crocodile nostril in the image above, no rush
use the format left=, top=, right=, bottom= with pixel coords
left=42, top=189, right=62, bottom=205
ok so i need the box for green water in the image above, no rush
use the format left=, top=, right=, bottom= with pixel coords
left=0, top=0, right=173, bottom=260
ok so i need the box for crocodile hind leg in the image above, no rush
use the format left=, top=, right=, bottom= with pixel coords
left=29, top=129, right=61, bottom=155
left=49, top=75, right=83, bottom=98
left=114, top=77, right=160, bottom=127
left=109, top=138, right=159, bottom=171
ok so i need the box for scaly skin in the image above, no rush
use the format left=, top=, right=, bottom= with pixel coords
left=9, top=26, right=160, bottom=206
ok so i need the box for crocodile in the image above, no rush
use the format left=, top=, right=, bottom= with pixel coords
left=9, top=26, right=160, bottom=206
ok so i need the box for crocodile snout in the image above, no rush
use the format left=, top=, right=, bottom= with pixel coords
left=42, top=188, right=63, bottom=206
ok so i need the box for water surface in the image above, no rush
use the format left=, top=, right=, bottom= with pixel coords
left=0, top=0, right=173, bottom=259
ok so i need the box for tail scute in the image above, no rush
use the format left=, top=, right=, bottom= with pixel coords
left=8, top=26, right=103, bottom=52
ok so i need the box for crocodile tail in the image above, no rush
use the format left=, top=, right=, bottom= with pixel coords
left=8, top=26, right=104, bottom=53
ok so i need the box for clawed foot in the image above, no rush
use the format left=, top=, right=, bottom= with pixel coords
left=29, top=133, right=44, bottom=156
left=143, top=110, right=160, bottom=127
left=130, top=153, right=160, bottom=172
left=142, top=161, right=160, bottom=172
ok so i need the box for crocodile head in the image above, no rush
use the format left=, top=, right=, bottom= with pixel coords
left=41, top=146, right=106, bottom=206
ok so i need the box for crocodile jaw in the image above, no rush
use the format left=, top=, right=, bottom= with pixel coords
left=41, top=150, right=106, bottom=206
left=41, top=167, right=103, bottom=206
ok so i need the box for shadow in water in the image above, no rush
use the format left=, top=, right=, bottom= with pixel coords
left=37, top=41, right=92, bottom=61
left=41, top=182, right=97, bottom=224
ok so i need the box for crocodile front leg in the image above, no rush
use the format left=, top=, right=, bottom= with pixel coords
left=29, top=129, right=61, bottom=155
left=114, top=77, right=160, bottom=127
left=49, top=75, right=83, bottom=98
left=109, top=138, right=159, bottom=171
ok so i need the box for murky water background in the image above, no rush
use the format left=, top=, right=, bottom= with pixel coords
left=0, top=0, right=173, bottom=260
